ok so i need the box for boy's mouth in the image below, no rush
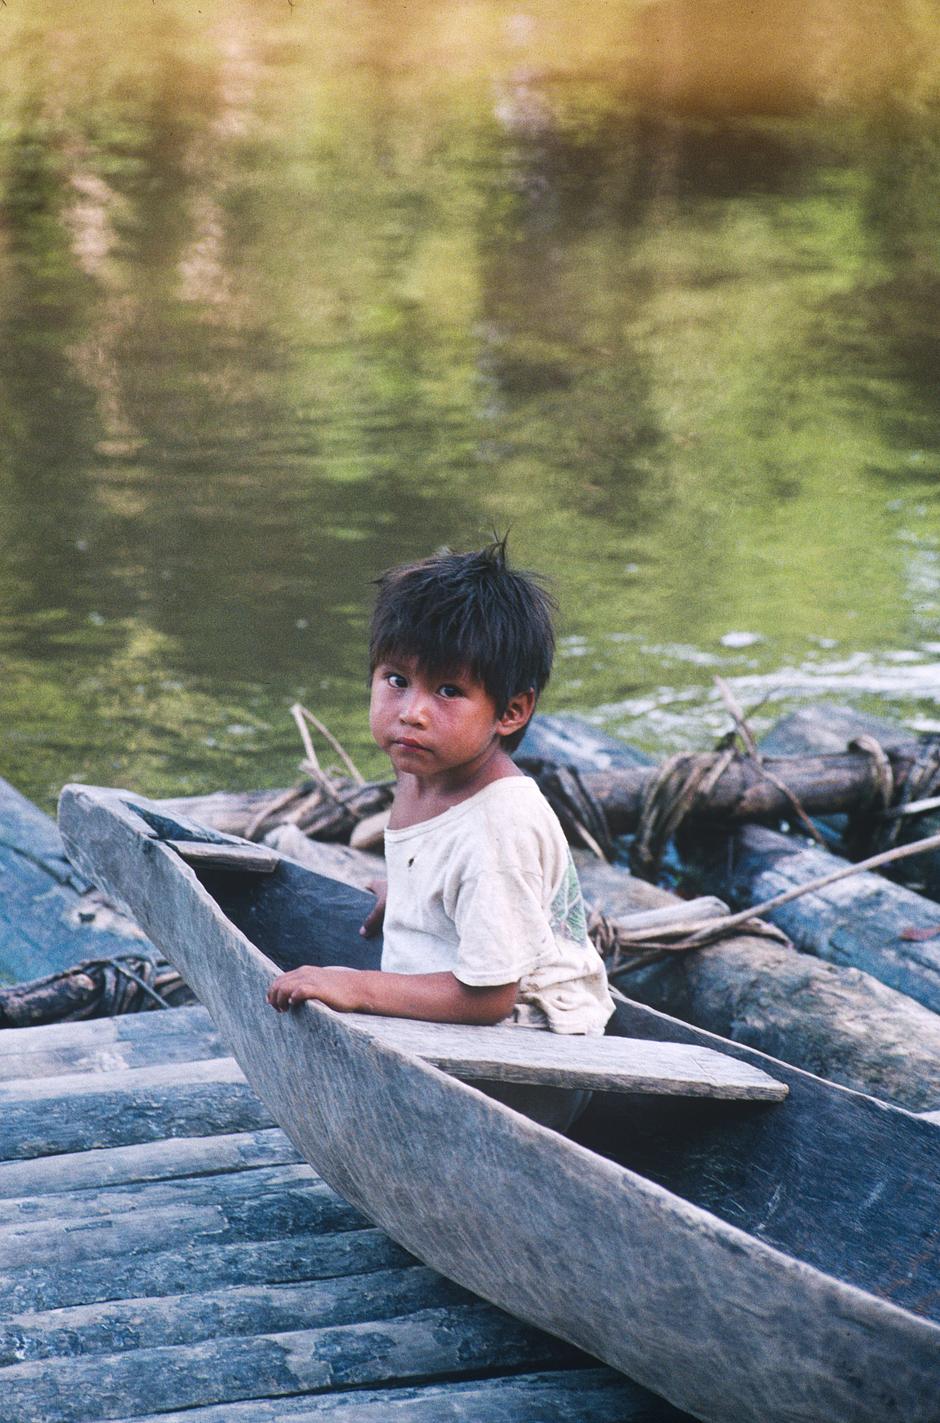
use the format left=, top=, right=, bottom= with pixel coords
left=393, top=737, right=429, bottom=751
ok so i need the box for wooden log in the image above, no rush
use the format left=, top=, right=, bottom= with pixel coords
left=0, top=1304, right=577, bottom=1423
left=762, top=703, right=940, bottom=899
left=280, top=780, right=940, bottom=1112
left=341, top=1014, right=787, bottom=1100
left=0, top=1266, right=470, bottom=1365
left=0, top=1160, right=326, bottom=1227
left=0, top=1173, right=366, bottom=1271
left=109, top=1369, right=683, bottom=1423
left=0, top=776, right=153, bottom=981
left=0, top=1004, right=216, bottom=1058
left=0, top=1128, right=301, bottom=1199
left=0, top=1005, right=225, bottom=1082
left=0, top=1058, right=275, bottom=1160
left=683, top=823, right=940, bottom=1013
left=160, top=716, right=931, bottom=843
left=0, top=1226, right=413, bottom=1315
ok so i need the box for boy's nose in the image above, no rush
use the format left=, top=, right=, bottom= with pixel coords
left=400, top=690, right=429, bottom=724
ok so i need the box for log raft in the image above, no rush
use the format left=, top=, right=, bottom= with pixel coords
left=0, top=775, right=688, bottom=1421
left=0, top=1002, right=686, bottom=1422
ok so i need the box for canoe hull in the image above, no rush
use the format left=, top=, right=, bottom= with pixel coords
left=58, top=785, right=940, bottom=1423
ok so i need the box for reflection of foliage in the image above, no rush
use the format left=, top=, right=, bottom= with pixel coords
left=1, top=1, right=940, bottom=801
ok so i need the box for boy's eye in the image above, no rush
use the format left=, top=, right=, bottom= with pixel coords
left=387, top=673, right=408, bottom=689
left=438, top=684, right=462, bottom=699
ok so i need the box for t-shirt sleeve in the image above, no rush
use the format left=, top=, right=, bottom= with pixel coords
left=449, top=868, right=555, bottom=987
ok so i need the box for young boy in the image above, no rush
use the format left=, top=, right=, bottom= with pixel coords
left=267, top=539, right=614, bottom=1044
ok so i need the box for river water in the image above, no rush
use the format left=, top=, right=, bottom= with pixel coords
left=1, top=0, right=939, bottom=807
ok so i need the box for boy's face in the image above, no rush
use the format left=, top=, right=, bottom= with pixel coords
left=370, top=656, right=532, bottom=782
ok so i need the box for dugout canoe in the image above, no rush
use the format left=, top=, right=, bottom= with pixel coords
left=58, top=784, right=940, bottom=1423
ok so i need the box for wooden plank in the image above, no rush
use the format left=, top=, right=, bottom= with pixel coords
left=0, top=1266, right=471, bottom=1365
left=107, top=1369, right=687, bottom=1423
left=0, top=1128, right=301, bottom=1198
left=169, top=841, right=280, bottom=874
left=0, top=1057, right=274, bottom=1160
left=1, top=1226, right=413, bottom=1315
left=0, top=1304, right=576, bottom=1423
left=57, top=784, right=940, bottom=1423
left=341, top=1015, right=787, bottom=1100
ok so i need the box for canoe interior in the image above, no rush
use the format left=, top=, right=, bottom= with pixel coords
left=198, top=855, right=940, bottom=1326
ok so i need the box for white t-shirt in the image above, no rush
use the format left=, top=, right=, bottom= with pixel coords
left=381, top=777, right=615, bottom=1036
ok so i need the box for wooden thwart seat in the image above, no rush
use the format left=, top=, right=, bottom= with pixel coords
left=341, top=1014, right=788, bottom=1101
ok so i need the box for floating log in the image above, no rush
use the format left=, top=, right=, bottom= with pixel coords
left=683, top=823, right=940, bottom=1014
left=762, top=703, right=940, bottom=900
left=279, top=826, right=940, bottom=1113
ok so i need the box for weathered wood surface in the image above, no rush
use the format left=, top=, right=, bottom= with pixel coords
left=686, top=822, right=940, bottom=1013
left=0, top=1036, right=668, bottom=1420
left=342, top=1013, right=787, bottom=1099
left=0, top=1056, right=274, bottom=1160
left=762, top=703, right=940, bottom=898
left=0, top=1265, right=471, bottom=1365
left=0, top=1302, right=577, bottom=1423
left=106, top=1369, right=683, bottom=1423
left=0, top=776, right=151, bottom=982
left=0, top=1003, right=223, bottom=1081
left=59, top=783, right=940, bottom=1423
left=580, top=859, right=940, bottom=1112
left=0, top=1127, right=301, bottom=1197
left=278, top=765, right=940, bottom=1112
left=169, top=840, right=280, bottom=873
left=1, top=1223, right=412, bottom=1316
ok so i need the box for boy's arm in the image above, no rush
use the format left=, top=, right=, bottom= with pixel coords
left=267, top=966, right=518, bottom=1026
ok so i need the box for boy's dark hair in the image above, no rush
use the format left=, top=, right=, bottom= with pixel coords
left=370, top=536, right=556, bottom=751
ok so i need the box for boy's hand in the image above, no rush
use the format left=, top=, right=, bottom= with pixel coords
left=267, top=965, right=364, bottom=1014
left=359, top=878, right=387, bottom=938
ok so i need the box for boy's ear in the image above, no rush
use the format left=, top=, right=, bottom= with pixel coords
left=497, top=688, right=536, bottom=738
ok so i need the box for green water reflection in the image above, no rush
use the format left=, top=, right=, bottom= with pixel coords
left=1, top=0, right=939, bottom=807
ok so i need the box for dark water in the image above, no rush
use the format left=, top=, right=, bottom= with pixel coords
left=1, top=1, right=939, bottom=808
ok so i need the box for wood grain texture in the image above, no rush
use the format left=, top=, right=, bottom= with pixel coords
left=0, top=1057, right=274, bottom=1160
left=0, top=1303, right=573, bottom=1423
left=169, top=841, right=280, bottom=873
left=688, top=821, right=940, bottom=1012
left=0, top=1266, right=471, bottom=1365
left=0, top=1127, right=301, bottom=1198
left=0, top=1225, right=413, bottom=1315
left=341, top=1014, right=787, bottom=1099
left=108, top=1369, right=686, bottom=1423
left=58, top=783, right=940, bottom=1423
